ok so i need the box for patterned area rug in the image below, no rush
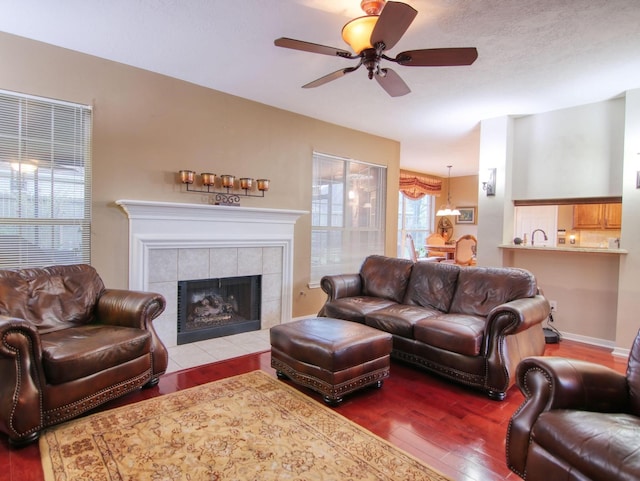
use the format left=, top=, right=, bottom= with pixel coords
left=40, top=370, right=452, bottom=480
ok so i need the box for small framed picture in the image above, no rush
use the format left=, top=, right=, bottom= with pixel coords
left=456, top=207, right=476, bottom=224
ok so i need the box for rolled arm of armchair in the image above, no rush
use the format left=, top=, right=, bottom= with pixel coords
left=518, top=356, right=629, bottom=412
left=96, top=289, right=168, bottom=379
left=506, top=356, right=629, bottom=476
left=96, top=289, right=166, bottom=329
left=0, top=316, right=46, bottom=443
left=320, top=274, right=363, bottom=301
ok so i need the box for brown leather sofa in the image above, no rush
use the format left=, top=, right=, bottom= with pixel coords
left=318, top=255, right=549, bottom=400
left=506, top=331, right=640, bottom=481
left=0, top=264, right=168, bottom=446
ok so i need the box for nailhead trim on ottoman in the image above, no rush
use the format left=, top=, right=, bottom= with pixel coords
left=270, top=317, right=392, bottom=404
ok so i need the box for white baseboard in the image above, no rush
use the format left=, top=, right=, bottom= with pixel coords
left=560, top=331, right=629, bottom=358
left=612, top=346, right=631, bottom=358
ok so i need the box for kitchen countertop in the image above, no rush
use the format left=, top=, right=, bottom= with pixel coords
left=498, top=244, right=628, bottom=255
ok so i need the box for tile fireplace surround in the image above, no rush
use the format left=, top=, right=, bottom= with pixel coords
left=116, top=200, right=307, bottom=353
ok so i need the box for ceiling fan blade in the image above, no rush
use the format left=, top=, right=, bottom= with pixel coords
left=370, top=1, right=417, bottom=51
left=302, top=66, right=359, bottom=89
left=395, top=48, right=478, bottom=66
left=274, top=37, right=355, bottom=58
left=375, top=68, right=410, bottom=97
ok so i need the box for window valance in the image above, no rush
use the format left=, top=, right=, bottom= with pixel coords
left=399, top=171, right=442, bottom=199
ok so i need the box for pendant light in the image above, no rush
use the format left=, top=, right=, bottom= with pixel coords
left=436, top=165, right=461, bottom=216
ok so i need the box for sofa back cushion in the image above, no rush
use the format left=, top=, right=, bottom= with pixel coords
left=360, top=255, right=414, bottom=303
left=0, top=264, right=105, bottom=333
left=449, top=267, right=538, bottom=316
left=403, top=261, right=460, bottom=312
left=626, top=330, right=640, bottom=416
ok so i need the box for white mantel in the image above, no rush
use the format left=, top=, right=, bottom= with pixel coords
left=116, top=200, right=307, bottom=347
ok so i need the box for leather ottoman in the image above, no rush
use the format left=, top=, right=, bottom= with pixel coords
left=270, top=317, right=392, bottom=404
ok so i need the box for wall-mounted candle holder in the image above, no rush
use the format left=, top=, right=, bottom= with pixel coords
left=178, top=170, right=269, bottom=206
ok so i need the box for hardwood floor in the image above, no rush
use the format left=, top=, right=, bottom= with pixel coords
left=1, top=339, right=628, bottom=481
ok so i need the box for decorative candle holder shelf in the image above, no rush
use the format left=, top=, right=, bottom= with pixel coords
left=178, top=170, right=269, bottom=206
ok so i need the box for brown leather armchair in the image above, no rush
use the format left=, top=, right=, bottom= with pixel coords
left=506, top=331, right=640, bottom=480
left=0, top=264, right=168, bottom=446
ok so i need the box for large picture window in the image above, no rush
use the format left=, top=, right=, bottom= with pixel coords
left=397, top=193, right=435, bottom=259
left=0, top=90, right=92, bottom=268
left=311, top=152, right=386, bottom=285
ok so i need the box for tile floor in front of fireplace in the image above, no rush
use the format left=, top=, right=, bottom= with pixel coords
left=165, top=328, right=271, bottom=373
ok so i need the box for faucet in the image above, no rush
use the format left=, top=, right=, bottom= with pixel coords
left=531, top=229, right=548, bottom=246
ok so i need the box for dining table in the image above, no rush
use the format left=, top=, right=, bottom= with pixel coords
left=425, top=243, right=456, bottom=260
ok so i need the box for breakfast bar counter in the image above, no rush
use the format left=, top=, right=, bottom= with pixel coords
left=498, top=244, right=628, bottom=255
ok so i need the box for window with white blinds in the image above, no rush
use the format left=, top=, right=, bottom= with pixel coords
left=310, top=152, right=386, bottom=285
left=0, top=90, right=92, bottom=269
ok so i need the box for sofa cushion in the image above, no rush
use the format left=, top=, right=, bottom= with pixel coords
left=532, top=410, right=640, bottom=481
left=322, top=297, right=398, bottom=324
left=413, top=314, right=486, bottom=356
left=449, top=267, right=537, bottom=317
left=360, top=255, right=414, bottom=304
left=365, top=304, right=441, bottom=338
left=41, top=324, right=152, bottom=384
left=0, top=264, right=105, bottom=334
left=403, top=261, right=460, bottom=312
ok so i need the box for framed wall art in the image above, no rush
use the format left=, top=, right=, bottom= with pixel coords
left=456, top=207, right=476, bottom=224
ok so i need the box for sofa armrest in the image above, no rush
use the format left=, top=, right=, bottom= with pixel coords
left=482, top=295, right=549, bottom=398
left=487, top=295, right=550, bottom=336
left=320, top=274, right=363, bottom=301
left=96, top=289, right=166, bottom=329
left=318, top=274, right=363, bottom=317
left=0, top=316, right=46, bottom=443
left=506, top=356, right=629, bottom=476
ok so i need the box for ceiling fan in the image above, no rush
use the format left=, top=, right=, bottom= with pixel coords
left=274, top=0, right=478, bottom=97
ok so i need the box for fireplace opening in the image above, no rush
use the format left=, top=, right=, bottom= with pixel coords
left=177, top=275, right=261, bottom=344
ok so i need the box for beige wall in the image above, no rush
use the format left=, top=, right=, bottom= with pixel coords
left=0, top=32, right=400, bottom=318
left=448, top=175, right=479, bottom=239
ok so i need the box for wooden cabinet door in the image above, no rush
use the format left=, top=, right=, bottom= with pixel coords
left=573, top=204, right=603, bottom=229
left=603, top=203, right=622, bottom=229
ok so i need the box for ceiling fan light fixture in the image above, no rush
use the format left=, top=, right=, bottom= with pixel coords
left=341, top=15, right=378, bottom=54
left=275, top=1, right=477, bottom=96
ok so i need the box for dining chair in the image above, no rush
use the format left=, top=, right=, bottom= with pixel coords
left=406, top=233, right=419, bottom=262
left=406, top=234, right=441, bottom=262
left=450, top=234, right=477, bottom=265
left=425, top=232, right=448, bottom=258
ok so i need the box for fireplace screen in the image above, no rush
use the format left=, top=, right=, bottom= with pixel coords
left=177, top=275, right=261, bottom=344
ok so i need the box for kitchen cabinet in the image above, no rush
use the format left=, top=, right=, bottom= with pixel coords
left=573, top=203, right=622, bottom=230
left=603, top=203, right=622, bottom=229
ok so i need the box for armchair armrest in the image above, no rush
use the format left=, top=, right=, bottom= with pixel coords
left=320, top=274, right=363, bottom=302
left=517, top=356, right=629, bottom=412
left=96, top=289, right=166, bottom=329
left=506, top=356, right=629, bottom=476
left=0, top=316, right=46, bottom=443
left=96, top=289, right=168, bottom=379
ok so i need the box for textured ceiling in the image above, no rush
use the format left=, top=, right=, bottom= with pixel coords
left=1, top=0, right=639, bottom=177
